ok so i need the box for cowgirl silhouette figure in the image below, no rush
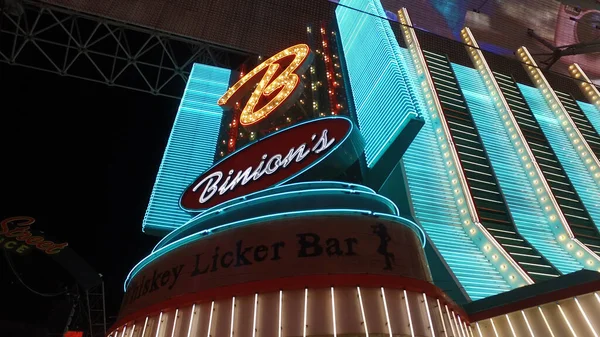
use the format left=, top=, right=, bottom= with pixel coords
left=373, top=223, right=395, bottom=270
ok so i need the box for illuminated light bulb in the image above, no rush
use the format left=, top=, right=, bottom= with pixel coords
left=576, top=251, right=583, bottom=257
left=537, top=188, right=543, bottom=193
left=460, top=209, right=467, bottom=214
left=470, top=229, right=476, bottom=235
left=501, top=264, right=507, bottom=270
left=549, top=215, right=556, bottom=221
left=533, top=179, right=539, bottom=185
left=587, top=260, right=594, bottom=266
left=492, top=254, right=498, bottom=260
left=464, top=220, right=471, bottom=225
left=541, top=197, right=547, bottom=202
left=451, top=179, right=458, bottom=185
left=510, top=275, right=516, bottom=280
left=484, top=245, right=491, bottom=251
left=525, top=163, right=532, bottom=169
left=559, top=235, right=566, bottom=241
left=529, top=171, right=535, bottom=176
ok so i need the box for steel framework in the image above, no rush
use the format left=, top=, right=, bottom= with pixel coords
left=0, top=0, right=251, bottom=99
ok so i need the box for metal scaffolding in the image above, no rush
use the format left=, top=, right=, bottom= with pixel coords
left=0, top=0, right=251, bottom=99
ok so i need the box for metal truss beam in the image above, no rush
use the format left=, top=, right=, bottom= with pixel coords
left=0, top=1, right=251, bottom=99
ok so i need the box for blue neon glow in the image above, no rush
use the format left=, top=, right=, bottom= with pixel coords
left=336, top=0, right=421, bottom=168
left=125, top=208, right=426, bottom=291
left=520, top=84, right=600, bottom=235
left=142, top=64, right=231, bottom=234
left=453, top=64, right=583, bottom=274
left=156, top=181, right=380, bottom=251
left=401, top=53, right=511, bottom=301
left=577, top=100, right=600, bottom=137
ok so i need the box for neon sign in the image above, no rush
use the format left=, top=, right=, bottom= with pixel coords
left=0, top=216, right=68, bottom=255
left=217, top=44, right=313, bottom=127
left=180, top=117, right=363, bottom=211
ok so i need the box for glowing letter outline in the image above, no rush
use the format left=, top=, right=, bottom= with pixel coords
left=217, top=44, right=313, bottom=127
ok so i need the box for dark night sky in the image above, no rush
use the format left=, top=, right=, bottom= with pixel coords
left=0, top=62, right=182, bottom=325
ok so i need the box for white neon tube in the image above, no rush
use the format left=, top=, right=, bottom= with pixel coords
left=155, top=312, right=163, bottom=337
left=538, top=307, right=555, bottom=337
left=521, top=310, right=535, bottom=337
left=186, top=304, right=196, bottom=337
left=230, top=297, right=236, bottom=337
left=437, top=299, right=449, bottom=337
left=331, top=287, right=337, bottom=337
left=141, top=317, right=149, bottom=337
left=422, top=293, right=435, bottom=337
left=574, top=297, right=598, bottom=337
left=403, top=290, right=415, bottom=337
left=207, top=301, right=214, bottom=337
left=170, top=309, right=179, bottom=337
left=381, top=287, right=393, bottom=337
left=357, top=287, right=369, bottom=337
left=303, top=288, right=308, bottom=337
left=278, top=290, right=283, bottom=337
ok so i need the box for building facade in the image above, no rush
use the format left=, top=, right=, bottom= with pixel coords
left=110, top=1, right=600, bottom=336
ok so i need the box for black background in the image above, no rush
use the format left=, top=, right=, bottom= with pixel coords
left=0, top=62, right=176, bottom=327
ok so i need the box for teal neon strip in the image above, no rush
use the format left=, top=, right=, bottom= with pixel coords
left=155, top=183, right=397, bottom=252
left=336, top=0, right=420, bottom=168
left=125, top=208, right=425, bottom=291
left=521, top=84, right=600, bottom=235
left=452, top=64, right=582, bottom=274
left=142, top=64, right=231, bottom=233
left=578, top=100, right=600, bottom=137
left=402, top=51, right=511, bottom=300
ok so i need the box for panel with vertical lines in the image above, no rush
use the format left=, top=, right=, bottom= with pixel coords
left=423, top=51, right=560, bottom=282
left=143, top=64, right=230, bottom=235
left=109, top=287, right=469, bottom=337
left=452, top=63, right=584, bottom=274
left=556, top=91, right=600, bottom=160
left=578, top=100, right=600, bottom=139
left=493, top=72, right=600, bottom=257
left=402, top=48, right=512, bottom=300
left=336, top=0, right=421, bottom=168
left=520, top=83, right=600, bottom=244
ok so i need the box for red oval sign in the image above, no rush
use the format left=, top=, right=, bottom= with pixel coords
left=180, top=117, right=356, bottom=211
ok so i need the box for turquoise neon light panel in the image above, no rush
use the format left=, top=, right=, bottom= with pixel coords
left=578, top=100, right=600, bottom=137
left=401, top=52, right=511, bottom=301
left=520, top=84, right=600, bottom=235
left=143, top=64, right=231, bottom=234
left=452, top=64, right=582, bottom=274
left=336, top=0, right=420, bottom=168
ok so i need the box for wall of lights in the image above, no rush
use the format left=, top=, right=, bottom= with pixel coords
left=335, top=0, right=421, bottom=168
left=107, top=287, right=472, bottom=337
left=517, top=47, right=600, bottom=192
left=458, top=28, right=596, bottom=274
left=143, top=64, right=231, bottom=234
left=474, top=290, right=600, bottom=337
left=578, top=100, right=600, bottom=140
left=397, top=9, right=530, bottom=300
left=519, top=83, right=600, bottom=271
